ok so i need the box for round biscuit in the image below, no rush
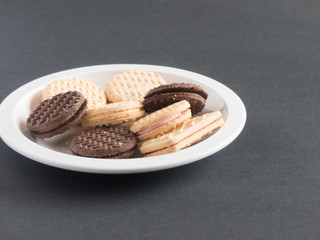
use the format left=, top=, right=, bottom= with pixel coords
left=105, top=70, right=166, bottom=102
left=42, top=78, right=107, bottom=110
left=70, top=126, right=137, bottom=158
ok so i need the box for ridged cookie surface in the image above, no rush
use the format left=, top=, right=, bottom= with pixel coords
left=27, top=91, right=87, bottom=138
left=105, top=70, right=166, bottom=102
left=42, top=78, right=107, bottom=110
left=70, top=126, right=137, bottom=158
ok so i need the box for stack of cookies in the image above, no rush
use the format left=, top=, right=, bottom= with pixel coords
left=26, top=70, right=224, bottom=158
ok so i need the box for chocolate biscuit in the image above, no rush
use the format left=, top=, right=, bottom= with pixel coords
left=27, top=91, right=87, bottom=138
left=145, top=83, right=208, bottom=99
left=70, top=126, right=137, bottom=158
left=143, top=83, right=207, bottom=115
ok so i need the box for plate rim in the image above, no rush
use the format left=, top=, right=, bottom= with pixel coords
left=0, top=64, right=246, bottom=174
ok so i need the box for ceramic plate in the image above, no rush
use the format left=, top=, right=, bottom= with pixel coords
left=0, top=64, right=246, bottom=173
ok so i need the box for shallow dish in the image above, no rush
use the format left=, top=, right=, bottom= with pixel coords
left=0, top=64, right=246, bottom=173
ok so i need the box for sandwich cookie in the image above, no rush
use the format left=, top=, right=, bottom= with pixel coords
left=130, top=100, right=191, bottom=141
left=143, top=83, right=208, bottom=115
left=140, top=111, right=224, bottom=157
left=105, top=70, right=166, bottom=102
left=70, top=126, right=137, bottom=158
left=27, top=91, right=87, bottom=138
left=42, top=78, right=107, bottom=110
left=82, top=101, right=146, bottom=128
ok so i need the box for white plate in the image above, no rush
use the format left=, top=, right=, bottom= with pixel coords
left=0, top=64, right=246, bottom=174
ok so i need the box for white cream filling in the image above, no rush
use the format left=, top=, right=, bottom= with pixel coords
left=136, top=112, right=181, bottom=136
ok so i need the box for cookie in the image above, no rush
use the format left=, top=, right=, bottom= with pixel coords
left=70, top=126, right=137, bottom=158
left=27, top=91, right=87, bottom=138
left=145, top=83, right=208, bottom=99
left=143, top=83, right=208, bottom=115
left=105, top=70, right=166, bottom=102
left=140, top=111, right=224, bottom=157
left=130, top=100, right=191, bottom=141
left=82, top=101, right=146, bottom=128
left=42, top=78, right=107, bottom=110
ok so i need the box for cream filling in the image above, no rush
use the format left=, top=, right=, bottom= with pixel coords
left=136, top=112, right=181, bottom=136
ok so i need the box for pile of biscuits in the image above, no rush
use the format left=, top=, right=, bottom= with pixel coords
left=27, top=70, right=224, bottom=158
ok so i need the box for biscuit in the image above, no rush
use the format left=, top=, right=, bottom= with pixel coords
left=145, top=83, right=208, bottom=99
left=140, top=111, right=224, bottom=156
left=130, top=100, right=191, bottom=141
left=27, top=91, right=87, bottom=138
left=136, top=109, right=191, bottom=141
left=143, top=83, right=208, bottom=114
left=70, top=126, right=137, bottom=158
left=42, top=78, right=107, bottom=110
left=105, top=70, right=166, bottom=102
left=82, top=101, right=146, bottom=128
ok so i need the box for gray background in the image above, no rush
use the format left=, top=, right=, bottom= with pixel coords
left=1, top=0, right=319, bottom=239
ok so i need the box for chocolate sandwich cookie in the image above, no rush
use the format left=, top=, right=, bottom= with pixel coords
left=70, top=126, right=137, bottom=158
left=27, top=91, right=87, bottom=138
left=143, top=83, right=208, bottom=115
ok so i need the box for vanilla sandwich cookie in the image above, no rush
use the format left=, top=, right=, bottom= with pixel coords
left=130, top=100, right=191, bottom=141
left=140, top=111, right=224, bottom=157
left=105, top=70, right=166, bottom=102
left=82, top=101, right=146, bottom=128
left=42, top=78, right=107, bottom=111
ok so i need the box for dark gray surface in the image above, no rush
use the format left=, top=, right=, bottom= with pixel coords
left=1, top=0, right=319, bottom=239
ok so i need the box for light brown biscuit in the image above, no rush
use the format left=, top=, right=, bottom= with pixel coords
left=42, top=78, right=107, bottom=110
left=82, top=101, right=146, bottom=128
left=130, top=100, right=190, bottom=133
left=140, top=111, right=224, bottom=156
left=137, top=109, right=191, bottom=141
left=130, top=100, right=191, bottom=141
left=105, top=70, right=166, bottom=102
left=144, top=118, right=224, bottom=157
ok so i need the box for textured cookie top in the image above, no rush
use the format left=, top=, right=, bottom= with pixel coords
left=27, top=91, right=86, bottom=133
left=105, top=70, right=166, bottom=102
left=42, top=78, right=107, bottom=110
left=130, top=100, right=190, bottom=133
left=140, top=111, right=222, bottom=154
left=145, top=83, right=208, bottom=99
left=70, top=126, right=137, bottom=158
